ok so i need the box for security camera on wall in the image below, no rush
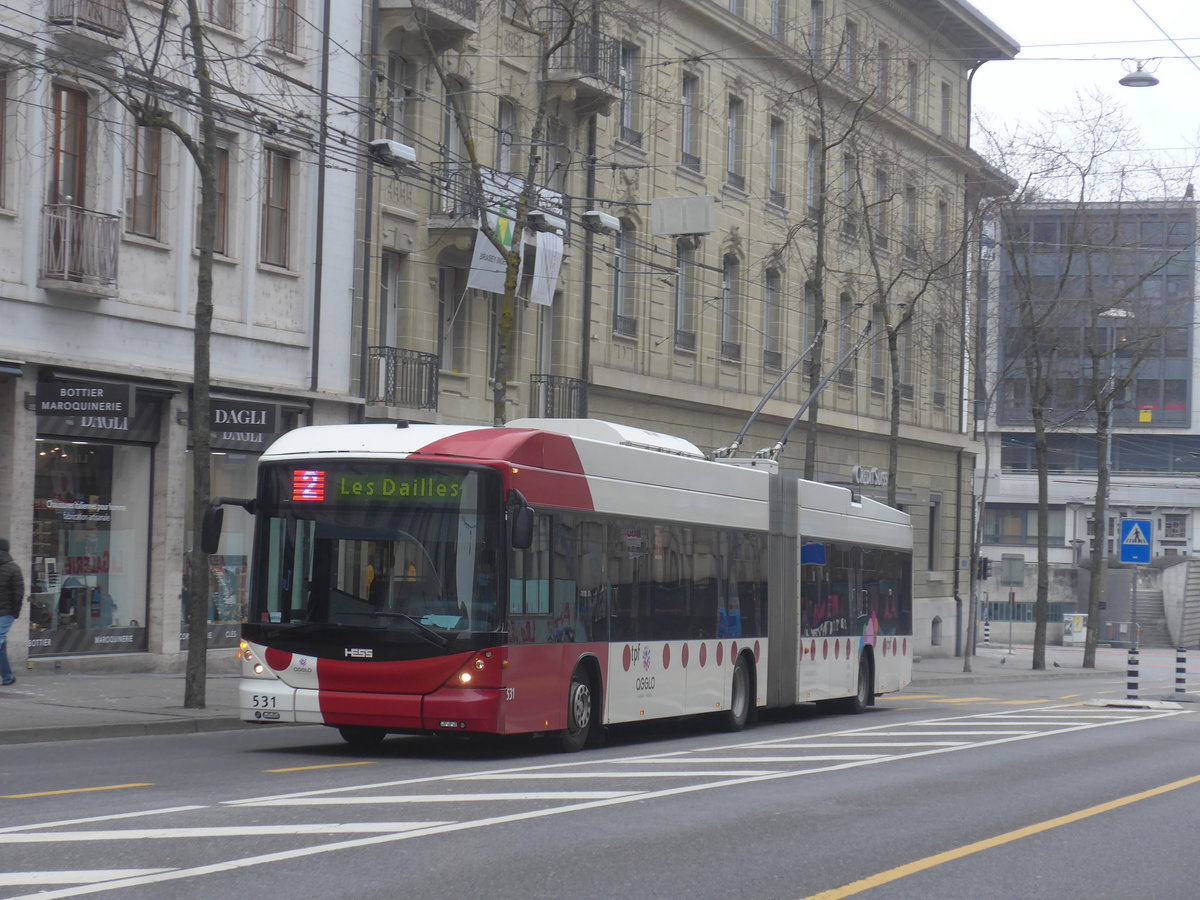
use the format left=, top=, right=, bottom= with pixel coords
left=581, top=210, right=621, bottom=235
left=367, top=138, right=417, bottom=169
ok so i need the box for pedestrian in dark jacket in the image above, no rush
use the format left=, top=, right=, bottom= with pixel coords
left=0, top=537, right=24, bottom=686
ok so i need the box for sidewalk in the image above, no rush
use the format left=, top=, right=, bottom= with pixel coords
left=0, top=644, right=1185, bottom=746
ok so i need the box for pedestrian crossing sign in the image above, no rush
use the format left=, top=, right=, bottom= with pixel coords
left=1119, top=518, right=1152, bottom=564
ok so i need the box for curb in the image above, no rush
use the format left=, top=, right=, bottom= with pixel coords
left=0, top=717, right=248, bottom=746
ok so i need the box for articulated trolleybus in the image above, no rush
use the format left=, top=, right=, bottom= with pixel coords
left=205, top=418, right=911, bottom=750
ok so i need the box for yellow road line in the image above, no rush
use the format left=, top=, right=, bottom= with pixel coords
left=928, top=697, right=994, bottom=704
left=993, top=699, right=1050, bottom=705
left=3, top=783, right=152, bottom=799
left=888, top=694, right=940, bottom=700
left=265, top=762, right=378, bottom=773
left=801, top=774, right=1200, bottom=900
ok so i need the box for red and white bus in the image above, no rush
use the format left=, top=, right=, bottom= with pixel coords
left=206, top=418, right=911, bottom=750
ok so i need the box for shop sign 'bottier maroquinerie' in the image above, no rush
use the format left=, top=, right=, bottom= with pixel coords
left=36, top=381, right=133, bottom=421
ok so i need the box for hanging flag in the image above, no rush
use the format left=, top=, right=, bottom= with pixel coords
left=530, top=231, right=563, bottom=307
left=466, top=229, right=508, bottom=294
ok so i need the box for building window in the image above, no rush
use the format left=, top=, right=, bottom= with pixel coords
left=438, top=265, right=468, bottom=371
left=125, top=125, right=162, bottom=239
left=841, top=152, right=857, bottom=236
left=898, top=321, right=913, bottom=399
left=771, top=0, right=786, bottom=39
left=876, top=41, right=890, bottom=97
left=545, top=118, right=570, bottom=194
left=613, top=222, right=637, bottom=337
left=806, top=135, right=821, bottom=218
left=721, top=255, right=741, bottom=361
left=268, top=0, right=297, bottom=53
left=726, top=96, right=745, bottom=189
left=870, top=303, right=885, bottom=392
left=984, top=505, right=1066, bottom=546
left=927, top=496, right=941, bottom=570
left=729, top=0, right=744, bottom=17
left=842, top=19, right=858, bottom=80
left=903, top=183, right=918, bottom=261
left=206, top=0, right=235, bottom=29
left=837, top=292, right=855, bottom=385
left=933, top=323, right=946, bottom=407
left=260, top=148, right=292, bottom=267
left=497, top=98, right=517, bottom=173
left=764, top=269, right=782, bottom=370
left=619, top=45, right=641, bottom=146
left=940, top=81, right=952, bottom=138
left=809, top=0, right=824, bottom=57
left=768, top=117, right=786, bottom=207
left=675, top=239, right=696, bottom=350
left=196, top=142, right=230, bottom=256
left=0, top=71, right=7, bottom=208
left=386, top=53, right=415, bottom=143
left=50, top=85, right=88, bottom=206
left=905, top=61, right=918, bottom=118
left=937, top=198, right=950, bottom=263
left=680, top=74, right=700, bottom=170
left=1164, top=513, right=1187, bottom=539
left=872, top=167, right=889, bottom=249
left=803, top=280, right=817, bottom=350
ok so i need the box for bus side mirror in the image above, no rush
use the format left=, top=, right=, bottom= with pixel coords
left=511, top=506, right=534, bottom=550
left=200, top=503, right=225, bottom=555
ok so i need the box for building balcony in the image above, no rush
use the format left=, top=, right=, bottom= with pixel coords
left=531, top=374, right=587, bottom=418
left=547, top=25, right=622, bottom=111
left=40, top=204, right=119, bottom=293
left=379, top=0, right=477, bottom=48
left=368, top=346, right=439, bottom=410
left=432, top=164, right=568, bottom=239
left=47, top=0, right=125, bottom=38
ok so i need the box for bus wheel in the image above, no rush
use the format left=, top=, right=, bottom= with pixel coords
left=558, top=669, right=593, bottom=752
left=844, top=658, right=873, bottom=714
left=338, top=726, right=387, bottom=747
left=719, top=654, right=751, bottom=732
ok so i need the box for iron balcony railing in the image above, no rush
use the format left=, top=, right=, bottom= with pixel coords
left=424, top=0, right=477, bottom=22
left=368, top=346, right=439, bottom=410
left=549, top=24, right=622, bottom=89
left=41, top=204, right=119, bottom=287
left=531, top=374, right=587, bottom=418
left=47, top=0, right=125, bottom=37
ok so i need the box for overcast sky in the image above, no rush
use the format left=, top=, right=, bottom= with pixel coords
left=965, top=0, right=1200, bottom=180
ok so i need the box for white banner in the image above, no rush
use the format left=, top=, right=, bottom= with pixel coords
left=530, top=231, right=563, bottom=307
left=466, top=229, right=508, bottom=294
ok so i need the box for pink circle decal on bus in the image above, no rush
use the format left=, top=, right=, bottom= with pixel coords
left=846, top=639, right=852, bottom=659
left=663, top=644, right=671, bottom=669
left=622, top=644, right=632, bottom=671
left=731, top=641, right=738, bottom=660
left=716, top=642, right=724, bottom=666
left=822, top=640, right=828, bottom=660
left=810, top=640, right=817, bottom=659
left=682, top=643, right=689, bottom=668
left=903, top=638, right=908, bottom=656
left=699, top=643, right=707, bottom=667
left=264, top=647, right=291, bottom=671
left=834, top=640, right=840, bottom=659
left=882, top=639, right=888, bottom=657
left=754, top=640, right=761, bottom=662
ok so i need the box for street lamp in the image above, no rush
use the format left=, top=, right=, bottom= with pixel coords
left=1098, top=306, right=1134, bottom=643
left=1118, top=60, right=1159, bottom=88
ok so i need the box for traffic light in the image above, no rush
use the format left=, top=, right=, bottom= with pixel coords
left=977, top=556, right=992, bottom=580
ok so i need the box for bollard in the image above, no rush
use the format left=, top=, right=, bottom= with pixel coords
left=1177, top=648, right=1188, bottom=696
left=983, top=619, right=990, bottom=647
left=1126, top=647, right=1140, bottom=700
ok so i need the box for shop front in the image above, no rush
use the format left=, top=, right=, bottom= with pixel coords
left=181, top=396, right=303, bottom=650
left=28, top=379, right=162, bottom=657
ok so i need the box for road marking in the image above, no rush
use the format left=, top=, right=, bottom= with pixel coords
left=264, top=762, right=377, bottom=773
left=2, top=784, right=152, bottom=800
left=0, top=871, right=170, bottom=887
left=992, top=699, right=1050, bottom=705
left=245, top=791, right=643, bottom=805
left=863, top=730, right=1035, bottom=736
left=0, top=807, right=206, bottom=835
left=453, top=770, right=783, bottom=778
left=927, top=697, right=995, bottom=704
left=800, top=773, right=1200, bottom=900
left=763, top=741, right=966, bottom=748
left=5, top=707, right=1187, bottom=899
left=0, top=823, right=447, bottom=842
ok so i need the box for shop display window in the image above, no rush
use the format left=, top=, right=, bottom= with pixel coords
left=29, top=440, right=151, bottom=655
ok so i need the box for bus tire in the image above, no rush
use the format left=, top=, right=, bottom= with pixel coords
left=558, top=668, right=594, bottom=752
left=719, top=653, right=752, bottom=732
left=844, top=657, right=873, bottom=714
left=338, top=725, right=387, bottom=747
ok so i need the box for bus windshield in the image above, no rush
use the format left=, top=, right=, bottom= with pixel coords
left=248, top=461, right=504, bottom=639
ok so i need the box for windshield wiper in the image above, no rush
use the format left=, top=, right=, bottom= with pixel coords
left=367, top=610, right=450, bottom=648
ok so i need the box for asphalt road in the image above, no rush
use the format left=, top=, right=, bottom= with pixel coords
left=1, top=678, right=1197, bottom=899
